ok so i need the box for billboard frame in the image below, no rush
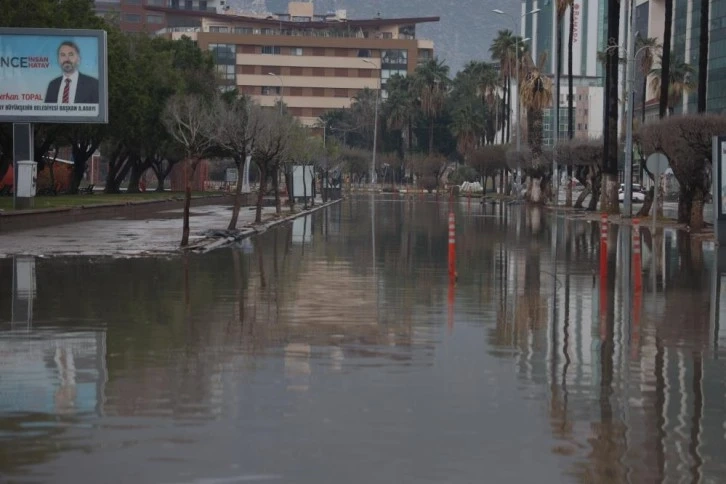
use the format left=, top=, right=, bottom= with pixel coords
left=0, top=27, right=108, bottom=124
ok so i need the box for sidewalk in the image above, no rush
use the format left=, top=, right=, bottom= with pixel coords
left=0, top=200, right=334, bottom=258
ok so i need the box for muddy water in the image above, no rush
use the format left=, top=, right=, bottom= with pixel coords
left=1, top=195, right=725, bottom=483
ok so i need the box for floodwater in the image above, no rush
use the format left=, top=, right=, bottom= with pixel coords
left=1, top=194, right=725, bottom=483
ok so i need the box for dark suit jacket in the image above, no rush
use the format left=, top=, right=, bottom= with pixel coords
left=44, top=73, right=99, bottom=103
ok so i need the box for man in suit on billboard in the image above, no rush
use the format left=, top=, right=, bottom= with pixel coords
left=44, top=41, right=99, bottom=104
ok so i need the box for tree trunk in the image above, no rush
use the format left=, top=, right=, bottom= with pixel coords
left=530, top=177, right=543, bottom=204
left=255, top=165, right=267, bottom=224
left=698, top=0, right=709, bottom=112
left=228, top=160, right=244, bottom=230
left=587, top=172, right=601, bottom=211
left=601, top=0, right=621, bottom=214
left=285, top=167, right=295, bottom=212
left=637, top=187, right=654, bottom=217
left=507, top=76, right=512, bottom=143
left=180, top=158, right=199, bottom=248
left=155, top=170, right=166, bottom=191
left=641, top=76, right=648, bottom=124
left=302, top=165, right=308, bottom=209
left=660, top=0, right=673, bottom=118
left=127, top=162, right=143, bottom=193
left=272, top=165, right=282, bottom=215
left=574, top=186, right=591, bottom=209
left=678, top=188, right=692, bottom=224
left=600, top=174, right=619, bottom=214
left=502, top=78, right=508, bottom=144
left=690, top=195, right=704, bottom=231
left=429, top=118, right=435, bottom=154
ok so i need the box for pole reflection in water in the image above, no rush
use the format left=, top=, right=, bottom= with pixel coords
left=1, top=197, right=726, bottom=482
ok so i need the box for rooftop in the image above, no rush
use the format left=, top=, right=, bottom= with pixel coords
left=146, top=6, right=439, bottom=30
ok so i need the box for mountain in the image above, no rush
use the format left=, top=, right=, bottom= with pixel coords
left=226, top=0, right=520, bottom=73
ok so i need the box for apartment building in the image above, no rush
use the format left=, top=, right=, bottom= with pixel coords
left=94, top=0, right=230, bottom=34
left=149, top=2, right=438, bottom=126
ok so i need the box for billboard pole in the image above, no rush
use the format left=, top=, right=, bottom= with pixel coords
left=12, top=123, right=34, bottom=210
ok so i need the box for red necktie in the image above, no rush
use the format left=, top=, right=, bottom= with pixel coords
left=62, top=78, right=71, bottom=104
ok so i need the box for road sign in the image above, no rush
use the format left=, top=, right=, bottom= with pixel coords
left=645, top=153, right=669, bottom=174
left=225, top=168, right=238, bottom=183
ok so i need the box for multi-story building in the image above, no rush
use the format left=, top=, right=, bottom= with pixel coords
left=94, top=0, right=230, bottom=34
left=521, top=0, right=609, bottom=144
left=635, top=0, right=726, bottom=116
left=148, top=2, right=438, bottom=126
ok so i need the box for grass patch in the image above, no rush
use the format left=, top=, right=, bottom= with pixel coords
left=0, top=191, right=224, bottom=212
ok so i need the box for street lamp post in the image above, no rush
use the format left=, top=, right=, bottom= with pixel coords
left=604, top=39, right=651, bottom=218
left=268, top=72, right=284, bottom=115
left=361, top=59, right=379, bottom=186
left=494, top=8, right=540, bottom=196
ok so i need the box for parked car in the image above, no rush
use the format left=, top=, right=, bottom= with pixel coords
left=618, top=184, right=646, bottom=203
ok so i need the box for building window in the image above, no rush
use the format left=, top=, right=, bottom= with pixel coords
left=209, top=26, right=229, bottom=32
left=170, top=0, right=179, bottom=7
left=124, top=13, right=141, bottom=23
left=382, top=49, right=407, bottom=64
left=261, top=45, right=281, bottom=55
left=234, top=27, right=252, bottom=34
left=292, top=16, right=311, bottom=22
left=124, top=0, right=141, bottom=4
left=262, top=86, right=281, bottom=95
left=209, top=44, right=236, bottom=64
left=357, top=49, right=371, bottom=58
left=261, top=28, right=274, bottom=35
left=146, top=14, right=164, bottom=24
left=577, top=123, right=582, bottom=130
left=216, top=64, right=235, bottom=81
left=147, top=0, right=166, bottom=6
left=381, top=69, right=406, bottom=80
left=199, top=0, right=207, bottom=10
left=290, top=47, right=303, bottom=56
left=185, top=0, right=192, bottom=9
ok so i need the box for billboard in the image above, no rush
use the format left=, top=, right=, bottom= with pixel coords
left=0, top=28, right=108, bottom=123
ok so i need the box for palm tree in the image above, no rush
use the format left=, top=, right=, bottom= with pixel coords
left=413, top=58, right=450, bottom=154
left=384, top=74, right=416, bottom=157
left=519, top=57, right=553, bottom=204
left=636, top=36, right=661, bottom=124
left=490, top=30, right=517, bottom=143
left=659, top=0, right=674, bottom=118
left=564, top=0, right=575, bottom=206
left=520, top=63, right=553, bottom=159
left=451, top=103, right=484, bottom=160
left=698, top=0, right=710, bottom=112
left=462, top=61, right=501, bottom=144
left=649, top=56, right=696, bottom=115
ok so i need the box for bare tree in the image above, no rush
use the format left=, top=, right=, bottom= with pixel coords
left=162, top=93, right=216, bottom=247
left=638, top=114, right=726, bottom=231
left=252, top=108, right=295, bottom=224
left=214, top=95, right=262, bottom=230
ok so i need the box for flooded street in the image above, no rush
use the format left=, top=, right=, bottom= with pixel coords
left=1, top=194, right=726, bottom=483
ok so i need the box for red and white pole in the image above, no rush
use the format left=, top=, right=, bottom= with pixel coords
left=448, top=211, right=456, bottom=281
left=599, top=213, right=608, bottom=339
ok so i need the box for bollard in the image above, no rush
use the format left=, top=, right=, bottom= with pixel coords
left=633, top=218, right=642, bottom=291
left=448, top=211, right=456, bottom=281
left=599, top=213, right=608, bottom=339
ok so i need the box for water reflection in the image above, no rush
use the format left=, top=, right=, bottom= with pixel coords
left=0, top=196, right=725, bottom=482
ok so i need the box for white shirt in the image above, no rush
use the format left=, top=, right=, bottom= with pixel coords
left=56, top=70, right=79, bottom=104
